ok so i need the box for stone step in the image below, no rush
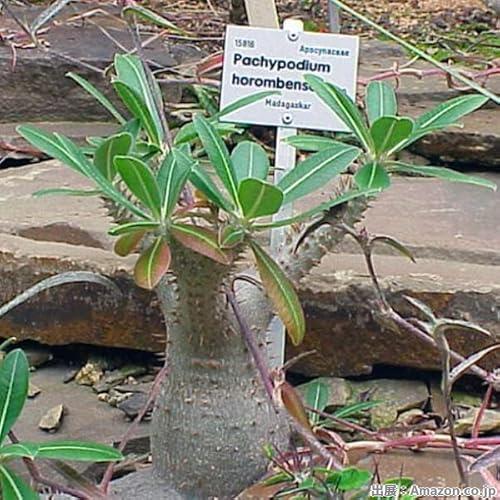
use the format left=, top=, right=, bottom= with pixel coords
left=0, top=160, right=499, bottom=376
left=0, top=2, right=193, bottom=122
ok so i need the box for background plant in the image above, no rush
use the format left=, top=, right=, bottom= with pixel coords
left=286, top=77, right=496, bottom=192
left=0, top=348, right=122, bottom=499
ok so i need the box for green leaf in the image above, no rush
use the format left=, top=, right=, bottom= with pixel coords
left=114, top=54, right=163, bottom=144
left=123, top=4, right=185, bottom=33
left=333, top=400, right=381, bottom=419
left=0, top=441, right=123, bottom=462
left=0, top=465, right=38, bottom=500
left=135, top=142, right=162, bottom=162
left=387, top=162, right=497, bottom=190
left=171, top=224, right=232, bottom=265
left=238, top=179, right=283, bottom=219
left=217, top=91, right=279, bottom=119
left=263, top=471, right=293, bottom=486
left=192, top=85, right=219, bottom=116
left=372, top=236, right=416, bottom=263
left=231, top=141, right=270, bottom=184
left=23, top=130, right=149, bottom=219
left=174, top=121, right=242, bottom=146
left=278, top=144, right=361, bottom=204
left=157, top=149, right=192, bottom=218
left=193, top=115, right=240, bottom=207
left=219, top=226, right=245, bottom=248
left=305, top=75, right=372, bottom=151
left=404, top=295, right=436, bottom=322
left=370, top=116, right=414, bottom=155
left=93, top=132, right=133, bottom=180
left=0, top=350, right=29, bottom=445
left=115, top=156, right=162, bottom=217
left=119, top=118, right=142, bottom=141
left=33, top=188, right=101, bottom=198
left=326, top=467, right=371, bottom=491
left=113, top=81, right=161, bottom=146
left=355, top=162, right=391, bottom=190
left=449, top=345, right=500, bottom=386
left=365, top=81, right=397, bottom=125
left=284, top=135, right=345, bottom=152
left=415, top=94, right=489, bottom=136
left=253, top=189, right=378, bottom=230
left=17, top=126, right=85, bottom=174
left=189, top=164, right=234, bottom=212
left=134, top=237, right=171, bottom=290
left=114, top=230, right=147, bottom=257
left=66, top=72, right=126, bottom=124
left=109, top=221, right=160, bottom=236
left=304, top=379, right=330, bottom=426
left=250, top=242, right=305, bottom=346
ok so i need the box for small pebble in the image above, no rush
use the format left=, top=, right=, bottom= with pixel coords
left=39, top=404, right=65, bottom=432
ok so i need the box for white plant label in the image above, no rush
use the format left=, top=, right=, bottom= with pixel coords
left=220, top=24, right=359, bottom=131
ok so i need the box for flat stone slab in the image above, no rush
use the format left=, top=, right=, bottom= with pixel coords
left=0, top=2, right=195, bottom=121
left=0, top=160, right=499, bottom=376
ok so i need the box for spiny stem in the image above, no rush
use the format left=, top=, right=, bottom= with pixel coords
left=100, top=362, right=169, bottom=492
left=226, top=287, right=343, bottom=469
left=226, top=287, right=274, bottom=400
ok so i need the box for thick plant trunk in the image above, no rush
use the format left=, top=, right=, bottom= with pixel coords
left=150, top=244, right=286, bottom=498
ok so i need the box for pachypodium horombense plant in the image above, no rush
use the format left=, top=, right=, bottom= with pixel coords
left=17, top=52, right=493, bottom=498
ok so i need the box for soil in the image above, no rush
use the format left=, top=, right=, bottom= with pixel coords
left=162, top=0, right=498, bottom=61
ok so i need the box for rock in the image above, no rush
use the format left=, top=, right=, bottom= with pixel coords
left=299, top=377, right=429, bottom=430
left=0, top=3, right=187, bottom=122
left=97, top=392, right=110, bottom=403
left=23, top=344, right=53, bottom=368
left=0, top=162, right=165, bottom=352
left=297, top=377, right=350, bottom=408
left=39, top=404, right=65, bottom=432
left=430, top=382, right=485, bottom=419
left=348, top=379, right=429, bottom=429
left=62, top=368, right=79, bottom=384
left=1, top=161, right=499, bottom=378
left=105, top=365, right=148, bottom=385
left=355, top=449, right=489, bottom=490
left=114, top=382, right=153, bottom=394
left=452, top=391, right=483, bottom=409
left=455, top=408, right=500, bottom=436
left=108, top=389, right=133, bottom=408
left=117, top=392, right=152, bottom=420
left=75, top=362, right=103, bottom=386
left=28, top=381, right=41, bottom=399
left=396, top=408, right=434, bottom=428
